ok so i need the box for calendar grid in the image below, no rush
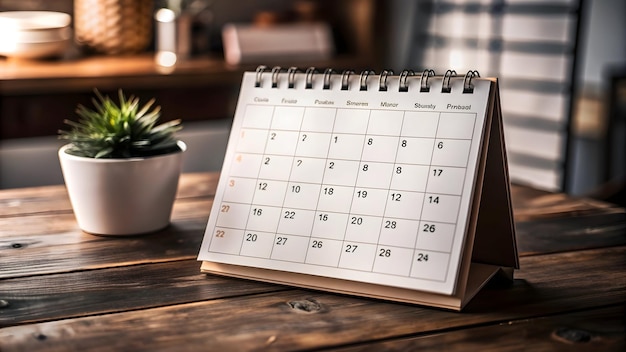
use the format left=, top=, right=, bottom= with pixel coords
left=212, top=104, right=479, bottom=281
left=199, top=71, right=498, bottom=297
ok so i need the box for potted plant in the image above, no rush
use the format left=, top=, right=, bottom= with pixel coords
left=58, top=89, right=185, bottom=236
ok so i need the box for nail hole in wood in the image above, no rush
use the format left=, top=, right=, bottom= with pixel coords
left=287, top=298, right=322, bottom=313
left=553, top=327, right=592, bottom=343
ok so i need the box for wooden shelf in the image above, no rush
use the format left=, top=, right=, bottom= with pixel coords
left=0, top=54, right=371, bottom=95
left=0, top=54, right=372, bottom=139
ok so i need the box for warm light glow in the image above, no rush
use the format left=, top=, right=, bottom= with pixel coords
left=0, top=37, right=17, bottom=53
left=448, top=50, right=464, bottom=70
left=155, top=8, right=176, bottom=23
left=0, top=23, right=18, bottom=53
left=156, top=51, right=177, bottom=67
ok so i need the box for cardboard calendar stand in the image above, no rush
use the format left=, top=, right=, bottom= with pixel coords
left=198, top=69, right=519, bottom=310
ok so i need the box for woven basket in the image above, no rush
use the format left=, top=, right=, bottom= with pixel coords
left=74, top=0, right=153, bottom=55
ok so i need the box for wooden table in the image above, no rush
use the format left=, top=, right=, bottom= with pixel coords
left=1, top=172, right=625, bottom=351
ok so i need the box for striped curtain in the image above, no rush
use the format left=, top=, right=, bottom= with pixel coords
left=405, top=0, right=582, bottom=191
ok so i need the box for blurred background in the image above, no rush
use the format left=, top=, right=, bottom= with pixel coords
left=0, top=0, right=624, bottom=205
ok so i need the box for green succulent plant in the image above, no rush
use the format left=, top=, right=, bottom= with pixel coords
left=59, top=89, right=182, bottom=159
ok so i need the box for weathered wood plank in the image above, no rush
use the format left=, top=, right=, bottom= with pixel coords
left=1, top=172, right=620, bottom=221
left=515, top=211, right=626, bottom=256
left=4, top=206, right=623, bottom=281
left=0, top=260, right=286, bottom=328
left=1, top=246, right=624, bottom=351
left=1, top=194, right=624, bottom=281
left=332, top=305, right=626, bottom=352
left=0, top=197, right=212, bottom=279
left=0, top=219, right=204, bottom=279
left=510, top=186, right=622, bottom=221
left=0, top=173, right=217, bottom=217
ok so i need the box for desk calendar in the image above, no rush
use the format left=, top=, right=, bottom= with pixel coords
left=198, top=67, right=518, bottom=310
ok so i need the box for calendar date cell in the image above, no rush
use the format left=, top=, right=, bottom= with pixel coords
left=305, top=238, right=343, bottom=267
left=436, top=113, right=476, bottom=139
left=410, top=250, right=451, bottom=281
left=316, top=185, right=355, bottom=213
left=283, top=182, right=322, bottom=210
left=271, top=106, right=304, bottom=130
left=401, top=111, right=439, bottom=138
left=276, top=208, right=316, bottom=236
left=236, top=128, right=269, bottom=153
left=416, top=221, right=456, bottom=252
left=373, top=246, right=414, bottom=276
left=252, top=179, right=288, bottom=206
left=431, top=139, right=471, bottom=167
left=390, top=164, right=429, bottom=192
left=378, top=218, right=420, bottom=248
left=394, top=137, right=435, bottom=165
left=230, top=153, right=263, bottom=178
left=349, top=188, right=388, bottom=217
left=344, top=215, right=384, bottom=244
left=426, top=166, right=466, bottom=195
left=245, top=205, right=282, bottom=233
left=322, top=159, right=360, bottom=186
left=355, top=162, right=393, bottom=189
left=295, top=132, right=332, bottom=158
left=223, top=177, right=256, bottom=204
left=420, top=194, right=461, bottom=224
left=338, top=242, right=377, bottom=271
left=333, top=108, right=369, bottom=134
left=264, top=130, right=300, bottom=156
left=311, top=212, right=350, bottom=240
left=258, top=155, right=294, bottom=180
left=208, top=228, right=244, bottom=255
left=301, top=107, right=336, bottom=132
left=289, top=157, right=326, bottom=184
left=215, top=202, right=251, bottom=229
left=239, top=231, right=275, bottom=258
left=270, top=234, right=310, bottom=262
left=242, top=105, right=273, bottom=129
left=368, top=110, right=403, bottom=136
left=327, top=133, right=367, bottom=160
left=383, top=190, right=425, bottom=220
left=361, top=135, right=401, bottom=163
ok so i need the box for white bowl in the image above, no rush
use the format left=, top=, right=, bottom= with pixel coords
left=0, top=39, right=70, bottom=59
left=0, top=11, right=71, bottom=59
left=0, top=11, right=71, bottom=30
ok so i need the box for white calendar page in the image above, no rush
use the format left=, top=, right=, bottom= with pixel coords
left=198, top=71, right=492, bottom=296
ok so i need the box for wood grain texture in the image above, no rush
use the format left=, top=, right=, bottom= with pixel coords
left=0, top=172, right=217, bottom=217
left=1, top=173, right=624, bottom=351
left=1, top=246, right=624, bottom=351
left=0, top=260, right=286, bottom=328
left=515, top=211, right=626, bottom=256
left=333, top=305, right=626, bottom=352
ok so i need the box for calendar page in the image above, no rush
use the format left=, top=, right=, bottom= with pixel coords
left=198, top=71, right=492, bottom=296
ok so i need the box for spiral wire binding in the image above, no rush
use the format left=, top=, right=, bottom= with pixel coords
left=341, top=70, right=355, bottom=91
left=253, top=66, right=475, bottom=94
left=323, top=68, right=335, bottom=90
left=254, top=65, right=267, bottom=87
left=359, top=70, right=375, bottom=91
left=287, top=67, right=299, bottom=89
left=379, top=69, right=393, bottom=91
left=463, top=70, right=480, bottom=94
left=305, top=67, right=317, bottom=89
left=420, top=69, right=435, bottom=92
left=442, top=70, right=457, bottom=93
left=399, top=70, right=415, bottom=92
left=271, top=66, right=282, bottom=88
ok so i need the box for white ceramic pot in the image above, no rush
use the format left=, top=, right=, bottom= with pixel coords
left=58, top=141, right=186, bottom=236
